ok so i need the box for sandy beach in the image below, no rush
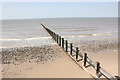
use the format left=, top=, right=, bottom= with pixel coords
left=1, top=18, right=118, bottom=78
left=77, top=40, right=118, bottom=77
left=1, top=39, right=118, bottom=78
left=88, top=49, right=118, bottom=76
left=2, top=44, right=93, bottom=78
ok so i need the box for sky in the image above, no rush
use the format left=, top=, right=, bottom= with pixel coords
left=0, top=0, right=119, bottom=2
left=1, top=2, right=118, bottom=20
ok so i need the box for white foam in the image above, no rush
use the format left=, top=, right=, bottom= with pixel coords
left=62, top=36, right=74, bottom=38
left=92, top=32, right=113, bottom=36
left=0, top=39, right=21, bottom=41
left=78, top=35, right=86, bottom=37
left=0, top=37, right=52, bottom=41
left=0, top=47, right=9, bottom=49
left=62, top=35, right=86, bottom=38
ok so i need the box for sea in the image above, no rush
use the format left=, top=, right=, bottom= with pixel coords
left=1, top=18, right=118, bottom=48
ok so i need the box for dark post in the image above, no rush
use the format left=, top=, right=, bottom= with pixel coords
left=55, top=33, right=56, bottom=41
left=59, top=36, right=61, bottom=46
left=51, top=31, right=53, bottom=37
left=95, top=62, right=100, bottom=77
left=76, top=47, right=79, bottom=61
left=56, top=34, right=57, bottom=42
left=65, top=40, right=68, bottom=52
left=41, top=24, right=45, bottom=28
left=57, top=35, right=58, bottom=43
left=52, top=32, right=54, bottom=39
left=115, top=76, right=120, bottom=80
left=54, top=33, right=56, bottom=40
left=53, top=32, right=54, bottom=39
left=83, top=53, right=87, bottom=67
left=58, top=35, right=60, bottom=45
left=52, top=32, right=54, bottom=38
left=53, top=32, right=55, bottom=40
left=48, top=29, right=50, bottom=35
left=70, top=43, right=73, bottom=55
left=62, top=38, right=64, bottom=49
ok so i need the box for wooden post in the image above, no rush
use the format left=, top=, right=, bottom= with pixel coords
left=52, top=32, right=54, bottom=39
left=59, top=36, right=61, bottom=46
left=53, top=32, right=54, bottom=39
left=50, top=31, right=52, bottom=35
left=83, top=53, right=87, bottom=67
left=57, top=35, right=58, bottom=43
left=58, top=35, right=60, bottom=45
left=70, top=43, right=73, bottom=55
left=115, top=76, right=120, bottom=80
left=41, top=24, right=45, bottom=28
left=76, top=47, right=79, bottom=61
left=54, top=33, right=56, bottom=40
left=55, top=33, right=56, bottom=41
left=65, top=40, right=68, bottom=52
left=51, top=31, right=53, bottom=37
left=95, top=62, right=100, bottom=77
left=52, top=32, right=54, bottom=38
left=56, top=34, right=58, bottom=42
left=48, top=29, right=50, bottom=34
left=50, top=31, right=53, bottom=37
left=62, top=38, right=64, bottom=49
left=53, top=32, right=55, bottom=40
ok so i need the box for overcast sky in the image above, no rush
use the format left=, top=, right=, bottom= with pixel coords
left=1, top=2, right=118, bottom=20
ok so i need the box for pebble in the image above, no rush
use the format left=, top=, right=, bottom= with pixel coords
left=1, top=45, right=57, bottom=64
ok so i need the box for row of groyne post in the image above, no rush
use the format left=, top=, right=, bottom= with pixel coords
left=41, top=24, right=119, bottom=80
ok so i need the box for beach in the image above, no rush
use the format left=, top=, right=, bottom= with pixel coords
left=2, top=44, right=93, bottom=78
left=1, top=18, right=118, bottom=78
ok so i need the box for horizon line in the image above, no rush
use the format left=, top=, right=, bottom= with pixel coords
left=1, top=17, right=118, bottom=20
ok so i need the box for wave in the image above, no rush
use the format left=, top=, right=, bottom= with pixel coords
left=92, top=32, right=116, bottom=36
left=0, top=37, right=52, bottom=41
left=0, top=31, right=116, bottom=42
left=62, top=32, right=116, bottom=38
left=0, top=42, right=57, bottom=49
